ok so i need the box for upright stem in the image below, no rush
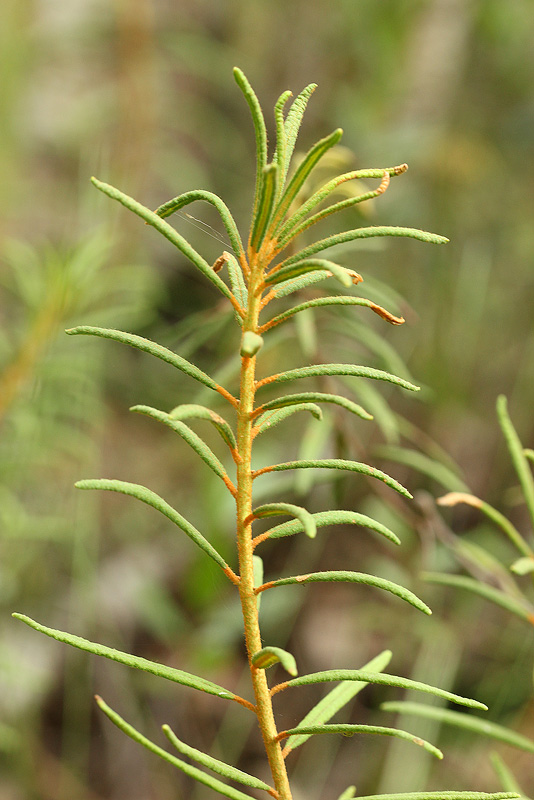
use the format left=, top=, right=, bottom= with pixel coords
left=235, top=256, right=293, bottom=800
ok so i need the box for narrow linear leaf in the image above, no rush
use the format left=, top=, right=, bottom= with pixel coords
left=510, top=556, right=534, bottom=576
left=91, top=178, right=234, bottom=302
left=215, top=251, right=248, bottom=308
left=337, top=787, right=356, bottom=800
left=255, top=392, right=373, bottom=422
left=251, top=502, right=316, bottom=539
left=524, top=448, right=534, bottom=465
left=167, top=403, right=237, bottom=451
left=264, top=509, right=400, bottom=546
left=256, top=364, right=420, bottom=393
left=277, top=723, right=442, bottom=759
left=381, top=701, right=534, bottom=753
left=65, top=326, right=237, bottom=406
left=278, top=165, right=408, bottom=243
left=437, top=493, right=533, bottom=558
left=268, top=269, right=336, bottom=299
left=265, top=258, right=357, bottom=289
left=256, top=571, right=431, bottom=615
left=75, top=479, right=234, bottom=575
left=253, top=459, right=412, bottom=500
left=154, top=189, right=245, bottom=260
left=250, top=163, right=278, bottom=251
left=490, top=753, right=528, bottom=797
left=13, top=615, right=249, bottom=705
left=233, top=68, right=268, bottom=224
left=422, top=572, right=534, bottom=624
left=273, top=89, right=292, bottom=200
left=355, top=793, right=519, bottom=800
left=279, top=670, right=486, bottom=710
left=279, top=226, right=449, bottom=269
left=282, top=650, right=392, bottom=753
left=281, top=83, right=317, bottom=185
left=253, top=403, right=323, bottom=436
left=162, top=725, right=272, bottom=793
left=271, top=128, right=343, bottom=233
left=252, top=646, right=298, bottom=676
left=130, top=405, right=234, bottom=489
left=261, top=296, right=404, bottom=332
left=497, top=395, right=534, bottom=529
left=96, top=697, right=256, bottom=800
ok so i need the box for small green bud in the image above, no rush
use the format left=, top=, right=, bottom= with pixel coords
left=240, top=331, right=264, bottom=357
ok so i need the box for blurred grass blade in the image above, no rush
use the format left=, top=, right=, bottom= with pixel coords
left=256, top=571, right=431, bottom=615
left=91, top=178, right=234, bottom=302
left=437, top=493, right=533, bottom=558
left=277, top=723, right=442, bottom=759
left=167, top=403, right=237, bottom=451
left=337, top=788, right=357, bottom=800
left=277, top=670, right=486, bottom=709
left=280, top=650, right=391, bottom=753
left=66, top=326, right=237, bottom=405
left=253, top=459, right=412, bottom=499
left=75, top=479, right=235, bottom=576
left=256, top=363, right=420, bottom=393
left=253, top=403, right=323, bottom=436
left=261, top=296, right=404, bottom=332
left=252, top=646, right=298, bottom=676
left=423, top=572, right=534, bottom=624
left=131, top=405, right=235, bottom=491
left=162, top=725, right=273, bottom=792
left=96, top=696, right=256, bottom=800
left=13, top=615, right=251, bottom=706
left=233, top=68, right=268, bottom=228
left=153, top=189, right=245, bottom=260
left=497, top=395, right=534, bottom=529
left=490, top=753, right=529, bottom=797
left=381, top=701, right=534, bottom=753
left=355, top=793, right=519, bottom=800
left=255, top=392, right=373, bottom=422
left=264, top=509, right=400, bottom=546
left=250, top=502, right=316, bottom=539
left=374, top=446, right=468, bottom=493
left=278, top=226, right=449, bottom=268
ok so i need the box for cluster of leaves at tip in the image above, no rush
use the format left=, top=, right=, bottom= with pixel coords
left=13, top=69, right=521, bottom=800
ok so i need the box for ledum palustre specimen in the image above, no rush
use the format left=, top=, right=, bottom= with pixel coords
left=14, top=69, right=519, bottom=800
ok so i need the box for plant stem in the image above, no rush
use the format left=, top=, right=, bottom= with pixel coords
left=235, top=257, right=293, bottom=800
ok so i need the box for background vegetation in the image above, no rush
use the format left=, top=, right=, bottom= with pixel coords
left=1, top=1, right=533, bottom=799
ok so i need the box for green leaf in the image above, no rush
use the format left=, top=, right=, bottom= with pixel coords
left=96, top=696, right=256, bottom=800
left=271, top=128, right=343, bottom=233
left=490, top=753, right=528, bottom=797
left=233, top=68, right=268, bottom=228
left=381, top=701, right=534, bottom=753
left=337, top=787, right=357, bottom=800
left=281, top=83, right=317, bottom=186
left=154, top=189, right=245, bottom=260
left=261, top=296, right=404, bottom=332
left=265, top=509, right=400, bottom=546
left=251, top=646, right=298, bottom=676
left=256, top=571, right=431, bottom=615
left=268, top=269, right=337, bottom=298
left=256, top=363, right=420, bottom=393
left=497, top=395, right=534, bottom=530
left=510, top=556, right=534, bottom=576
left=355, top=794, right=519, bottom=800
left=131, top=405, right=233, bottom=488
left=253, top=403, right=323, bottom=436
left=162, top=725, right=272, bottom=793
left=75, top=479, right=233, bottom=574
left=65, top=326, right=236, bottom=405
left=91, top=178, right=234, bottom=302
left=422, top=572, right=534, bottom=624
left=13, top=614, right=247, bottom=704
left=250, top=163, right=278, bottom=251
left=251, top=502, right=316, bottom=539
left=265, top=258, right=355, bottom=288
left=215, top=251, right=248, bottom=308
left=278, top=226, right=449, bottom=268
left=282, top=649, right=392, bottom=752
left=279, top=670, right=486, bottom=709
left=277, top=723, right=442, bottom=759
left=167, top=403, right=237, bottom=451
left=255, top=392, right=373, bottom=422
left=273, top=89, right=292, bottom=200
left=253, top=459, right=412, bottom=499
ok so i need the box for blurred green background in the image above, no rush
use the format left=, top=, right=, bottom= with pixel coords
left=1, top=1, right=533, bottom=799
